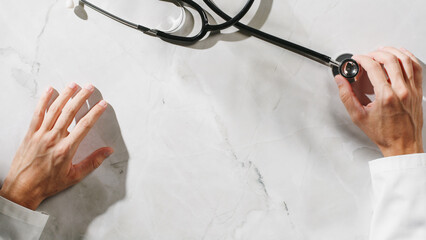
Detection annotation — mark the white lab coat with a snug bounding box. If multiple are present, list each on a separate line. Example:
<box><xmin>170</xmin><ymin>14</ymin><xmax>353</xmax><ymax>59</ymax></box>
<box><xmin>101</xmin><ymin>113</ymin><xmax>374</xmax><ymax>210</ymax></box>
<box><xmin>0</xmin><ymin>196</ymin><xmax>48</xmax><ymax>240</ymax></box>
<box><xmin>1</xmin><ymin>154</ymin><xmax>425</xmax><ymax>239</ymax></box>
<box><xmin>369</xmin><ymin>153</ymin><xmax>426</xmax><ymax>239</ymax></box>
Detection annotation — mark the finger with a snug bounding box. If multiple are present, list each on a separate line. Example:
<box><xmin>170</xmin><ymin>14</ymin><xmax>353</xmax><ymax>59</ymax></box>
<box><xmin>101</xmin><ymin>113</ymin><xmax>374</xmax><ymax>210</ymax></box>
<box><xmin>400</xmin><ymin>48</ymin><xmax>421</xmax><ymax>65</ymax></box>
<box><xmin>400</xmin><ymin>48</ymin><xmax>423</xmax><ymax>89</ymax></box>
<box><xmin>69</xmin><ymin>147</ymin><xmax>114</xmax><ymax>183</ymax></box>
<box><xmin>67</xmin><ymin>100</ymin><xmax>108</xmax><ymax>148</ymax></box>
<box><xmin>368</xmin><ymin>50</ymin><xmax>409</xmax><ymax>99</ymax></box>
<box><xmin>352</xmin><ymin>55</ymin><xmax>388</xmax><ymax>96</ymax></box>
<box><xmin>53</xmin><ymin>84</ymin><xmax>95</xmax><ymax>132</ymax></box>
<box><xmin>29</xmin><ymin>87</ymin><xmax>54</xmax><ymax>133</ymax></box>
<box><xmin>41</xmin><ymin>83</ymin><xmax>79</xmax><ymax>131</ymax></box>
<box><xmin>335</xmin><ymin>75</ymin><xmax>366</xmax><ymax>123</ymax></box>
<box><xmin>380</xmin><ymin>47</ymin><xmax>415</xmax><ymax>87</ymax></box>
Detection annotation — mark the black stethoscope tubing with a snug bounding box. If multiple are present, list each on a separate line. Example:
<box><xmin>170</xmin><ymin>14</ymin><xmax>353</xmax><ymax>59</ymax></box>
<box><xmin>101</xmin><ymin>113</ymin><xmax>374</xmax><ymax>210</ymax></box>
<box><xmin>78</xmin><ymin>0</ymin><xmax>359</xmax><ymax>80</ymax></box>
<box><xmin>80</xmin><ymin>0</ymin><xmax>255</xmax><ymax>42</ymax></box>
<box><xmin>203</xmin><ymin>0</ymin><xmax>333</xmax><ymax>67</ymax></box>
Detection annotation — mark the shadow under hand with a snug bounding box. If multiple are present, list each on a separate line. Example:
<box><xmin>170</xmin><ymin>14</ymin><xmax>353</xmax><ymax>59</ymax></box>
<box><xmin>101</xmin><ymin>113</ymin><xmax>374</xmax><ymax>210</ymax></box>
<box><xmin>352</xmin><ymin>69</ymin><xmax>375</xmax><ymax>106</ymax></box>
<box><xmin>39</xmin><ymin>88</ymin><xmax>129</xmax><ymax>239</ymax></box>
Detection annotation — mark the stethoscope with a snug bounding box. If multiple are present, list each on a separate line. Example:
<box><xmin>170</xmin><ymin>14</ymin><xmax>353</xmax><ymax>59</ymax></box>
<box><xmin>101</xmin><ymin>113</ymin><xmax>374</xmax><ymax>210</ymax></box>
<box><xmin>76</xmin><ymin>0</ymin><xmax>360</xmax><ymax>82</ymax></box>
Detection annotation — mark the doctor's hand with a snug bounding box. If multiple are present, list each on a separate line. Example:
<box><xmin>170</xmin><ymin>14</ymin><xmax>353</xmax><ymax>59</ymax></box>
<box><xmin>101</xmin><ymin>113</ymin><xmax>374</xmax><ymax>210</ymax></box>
<box><xmin>0</xmin><ymin>83</ymin><xmax>114</xmax><ymax>210</ymax></box>
<box><xmin>335</xmin><ymin>47</ymin><xmax>424</xmax><ymax>157</ymax></box>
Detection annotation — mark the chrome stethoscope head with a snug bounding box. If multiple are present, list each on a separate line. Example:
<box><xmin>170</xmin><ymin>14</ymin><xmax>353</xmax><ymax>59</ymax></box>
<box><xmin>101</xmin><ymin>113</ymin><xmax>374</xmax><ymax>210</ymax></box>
<box><xmin>330</xmin><ymin>54</ymin><xmax>360</xmax><ymax>82</ymax></box>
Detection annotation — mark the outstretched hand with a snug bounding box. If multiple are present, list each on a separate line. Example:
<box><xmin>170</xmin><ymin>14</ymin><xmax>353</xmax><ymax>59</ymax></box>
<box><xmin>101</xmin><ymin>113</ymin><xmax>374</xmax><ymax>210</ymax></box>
<box><xmin>335</xmin><ymin>47</ymin><xmax>423</xmax><ymax>157</ymax></box>
<box><xmin>0</xmin><ymin>83</ymin><xmax>113</xmax><ymax>210</ymax></box>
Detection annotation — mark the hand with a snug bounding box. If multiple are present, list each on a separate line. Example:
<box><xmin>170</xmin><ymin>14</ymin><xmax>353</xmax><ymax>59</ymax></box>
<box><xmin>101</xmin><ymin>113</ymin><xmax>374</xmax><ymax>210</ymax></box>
<box><xmin>335</xmin><ymin>47</ymin><xmax>424</xmax><ymax>157</ymax></box>
<box><xmin>0</xmin><ymin>83</ymin><xmax>114</xmax><ymax>210</ymax></box>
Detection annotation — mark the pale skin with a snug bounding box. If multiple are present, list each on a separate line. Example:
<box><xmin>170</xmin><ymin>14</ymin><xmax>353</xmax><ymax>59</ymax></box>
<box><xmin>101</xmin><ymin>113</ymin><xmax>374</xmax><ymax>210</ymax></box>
<box><xmin>335</xmin><ymin>47</ymin><xmax>423</xmax><ymax>157</ymax></box>
<box><xmin>0</xmin><ymin>83</ymin><xmax>113</xmax><ymax>210</ymax></box>
<box><xmin>0</xmin><ymin>47</ymin><xmax>423</xmax><ymax>211</ymax></box>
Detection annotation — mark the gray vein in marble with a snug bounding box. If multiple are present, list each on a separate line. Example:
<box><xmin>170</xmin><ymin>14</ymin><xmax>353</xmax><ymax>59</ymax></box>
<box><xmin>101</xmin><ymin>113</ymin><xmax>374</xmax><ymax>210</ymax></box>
<box><xmin>251</xmin><ymin>161</ymin><xmax>269</xmax><ymax>197</ymax></box>
<box><xmin>213</xmin><ymin>113</ymin><xmax>239</xmax><ymax>161</ymax></box>
<box><xmin>273</xmin><ymin>95</ymin><xmax>282</xmax><ymax>110</ymax></box>
<box><xmin>213</xmin><ymin>110</ymin><xmax>270</xmax><ymax>199</ymax></box>
<box><xmin>0</xmin><ymin>47</ymin><xmax>39</xmax><ymax>97</ymax></box>
<box><xmin>283</xmin><ymin>201</ymin><xmax>298</xmax><ymax>235</ymax></box>
<box><xmin>31</xmin><ymin>0</ymin><xmax>59</xmax><ymax>96</ymax></box>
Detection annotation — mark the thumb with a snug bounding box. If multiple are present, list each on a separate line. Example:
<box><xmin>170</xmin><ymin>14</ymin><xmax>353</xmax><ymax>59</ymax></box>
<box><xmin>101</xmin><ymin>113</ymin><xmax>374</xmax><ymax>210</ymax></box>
<box><xmin>72</xmin><ymin>147</ymin><xmax>114</xmax><ymax>182</ymax></box>
<box><xmin>335</xmin><ymin>75</ymin><xmax>365</xmax><ymax>121</ymax></box>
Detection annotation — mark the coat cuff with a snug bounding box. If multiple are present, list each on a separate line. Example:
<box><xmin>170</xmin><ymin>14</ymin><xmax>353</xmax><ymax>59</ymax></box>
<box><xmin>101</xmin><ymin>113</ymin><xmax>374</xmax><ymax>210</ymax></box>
<box><xmin>0</xmin><ymin>196</ymin><xmax>49</xmax><ymax>228</ymax></box>
<box><xmin>369</xmin><ymin>153</ymin><xmax>426</xmax><ymax>174</ymax></box>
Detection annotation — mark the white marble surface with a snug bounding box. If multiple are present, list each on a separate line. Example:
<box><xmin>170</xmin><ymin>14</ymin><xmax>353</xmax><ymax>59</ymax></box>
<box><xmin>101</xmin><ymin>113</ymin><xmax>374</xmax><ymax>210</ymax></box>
<box><xmin>0</xmin><ymin>0</ymin><xmax>425</xmax><ymax>239</ymax></box>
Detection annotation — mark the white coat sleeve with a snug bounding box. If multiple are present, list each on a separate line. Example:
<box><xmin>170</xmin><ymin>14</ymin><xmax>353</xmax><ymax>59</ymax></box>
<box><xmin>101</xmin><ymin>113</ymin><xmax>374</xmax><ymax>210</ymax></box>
<box><xmin>0</xmin><ymin>196</ymin><xmax>49</xmax><ymax>240</ymax></box>
<box><xmin>369</xmin><ymin>153</ymin><xmax>426</xmax><ymax>240</ymax></box>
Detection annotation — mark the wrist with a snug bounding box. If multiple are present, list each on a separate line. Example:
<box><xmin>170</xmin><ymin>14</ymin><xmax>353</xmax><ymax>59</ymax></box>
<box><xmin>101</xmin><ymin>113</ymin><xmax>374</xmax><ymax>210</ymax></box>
<box><xmin>0</xmin><ymin>184</ymin><xmax>43</xmax><ymax>210</ymax></box>
<box><xmin>380</xmin><ymin>143</ymin><xmax>424</xmax><ymax>157</ymax></box>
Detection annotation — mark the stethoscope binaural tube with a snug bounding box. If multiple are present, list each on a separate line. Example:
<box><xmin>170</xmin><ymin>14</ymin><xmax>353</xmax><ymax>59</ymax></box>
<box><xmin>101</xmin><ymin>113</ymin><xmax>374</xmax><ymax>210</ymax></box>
<box><xmin>79</xmin><ymin>0</ymin><xmax>255</xmax><ymax>43</ymax></box>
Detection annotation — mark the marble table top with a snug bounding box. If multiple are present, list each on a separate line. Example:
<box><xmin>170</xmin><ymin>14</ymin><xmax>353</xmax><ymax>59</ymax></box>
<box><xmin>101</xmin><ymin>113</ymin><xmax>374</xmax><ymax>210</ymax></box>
<box><xmin>1</xmin><ymin>0</ymin><xmax>425</xmax><ymax>239</ymax></box>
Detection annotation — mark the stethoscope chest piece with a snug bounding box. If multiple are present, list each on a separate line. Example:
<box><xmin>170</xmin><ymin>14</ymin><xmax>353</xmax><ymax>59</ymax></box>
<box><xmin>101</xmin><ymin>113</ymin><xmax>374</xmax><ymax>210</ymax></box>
<box><xmin>332</xmin><ymin>53</ymin><xmax>359</xmax><ymax>83</ymax></box>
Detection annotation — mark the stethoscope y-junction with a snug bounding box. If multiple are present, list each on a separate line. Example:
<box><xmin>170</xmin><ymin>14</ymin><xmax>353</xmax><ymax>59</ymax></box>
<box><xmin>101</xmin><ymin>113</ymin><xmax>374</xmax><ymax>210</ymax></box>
<box><xmin>76</xmin><ymin>0</ymin><xmax>360</xmax><ymax>82</ymax></box>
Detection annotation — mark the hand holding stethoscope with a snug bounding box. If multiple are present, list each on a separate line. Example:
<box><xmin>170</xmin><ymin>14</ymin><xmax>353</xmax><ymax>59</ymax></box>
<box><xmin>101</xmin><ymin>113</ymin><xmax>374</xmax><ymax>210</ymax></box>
<box><xmin>74</xmin><ymin>0</ymin><xmax>360</xmax><ymax>81</ymax></box>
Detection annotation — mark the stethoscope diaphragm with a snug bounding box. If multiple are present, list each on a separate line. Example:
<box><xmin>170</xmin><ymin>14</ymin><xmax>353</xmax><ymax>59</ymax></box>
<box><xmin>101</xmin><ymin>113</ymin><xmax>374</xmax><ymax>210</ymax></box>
<box><xmin>332</xmin><ymin>54</ymin><xmax>360</xmax><ymax>83</ymax></box>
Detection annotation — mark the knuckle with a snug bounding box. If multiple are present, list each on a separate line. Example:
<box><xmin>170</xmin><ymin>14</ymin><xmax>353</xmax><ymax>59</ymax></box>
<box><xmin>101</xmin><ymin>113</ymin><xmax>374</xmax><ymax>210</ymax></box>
<box><xmin>79</xmin><ymin>118</ymin><xmax>93</xmax><ymax>129</ymax></box>
<box><xmin>48</xmin><ymin>104</ymin><xmax>60</xmax><ymax>114</ymax></box>
<box><xmin>383</xmin><ymin>95</ymin><xmax>394</xmax><ymax>106</ymax></box>
<box><xmin>55</xmin><ymin>144</ymin><xmax>71</xmax><ymax>158</ymax></box>
<box><xmin>401</xmin><ymin>56</ymin><xmax>411</xmax><ymax>65</ymax></box>
<box><xmin>372</xmin><ymin>61</ymin><xmax>382</xmax><ymax>69</ymax></box>
<box><xmin>92</xmin><ymin>158</ymin><xmax>102</xmax><ymax>169</ymax></box>
<box><xmin>62</xmin><ymin>106</ymin><xmax>76</xmax><ymax>117</ymax></box>
<box><xmin>381</xmin><ymin>87</ymin><xmax>396</xmax><ymax>106</ymax></box>
<box><xmin>34</xmin><ymin>109</ymin><xmax>44</xmax><ymax>119</ymax></box>
<box><xmin>339</xmin><ymin>90</ymin><xmax>351</xmax><ymax>104</ymax></box>
<box><xmin>42</xmin><ymin>131</ymin><xmax>60</xmax><ymax>146</ymax></box>
<box><xmin>399</xmin><ymin>89</ymin><xmax>410</xmax><ymax>101</ymax></box>
<box><xmin>382</xmin><ymin>95</ymin><xmax>394</xmax><ymax>106</ymax></box>
<box><xmin>351</xmin><ymin>111</ymin><xmax>363</xmax><ymax>123</ymax></box>
<box><xmin>69</xmin><ymin>171</ymin><xmax>82</xmax><ymax>184</ymax></box>
<box><xmin>385</xmin><ymin>55</ymin><xmax>399</xmax><ymax>65</ymax></box>
<box><xmin>30</xmin><ymin>132</ymin><xmax>43</xmax><ymax>145</ymax></box>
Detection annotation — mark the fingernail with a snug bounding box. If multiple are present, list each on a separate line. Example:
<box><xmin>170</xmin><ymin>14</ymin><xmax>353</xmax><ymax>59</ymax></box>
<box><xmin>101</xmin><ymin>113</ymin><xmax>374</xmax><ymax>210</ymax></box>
<box><xmin>84</xmin><ymin>84</ymin><xmax>95</xmax><ymax>92</ymax></box>
<box><xmin>68</xmin><ymin>82</ymin><xmax>77</xmax><ymax>90</ymax></box>
<box><xmin>45</xmin><ymin>86</ymin><xmax>53</xmax><ymax>94</ymax></box>
<box><xmin>99</xmin><ymin>100</ymin><xmax>108</xmax><ymax>108</ymax></box>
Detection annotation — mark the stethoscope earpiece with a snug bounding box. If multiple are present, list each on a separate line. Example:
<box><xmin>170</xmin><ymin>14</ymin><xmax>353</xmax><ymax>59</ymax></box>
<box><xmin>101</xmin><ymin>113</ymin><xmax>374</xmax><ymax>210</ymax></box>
<box><xmin>74</xmin><ymin>2</ymin><xmax>88</xmax><ymax>20</ymax></box>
